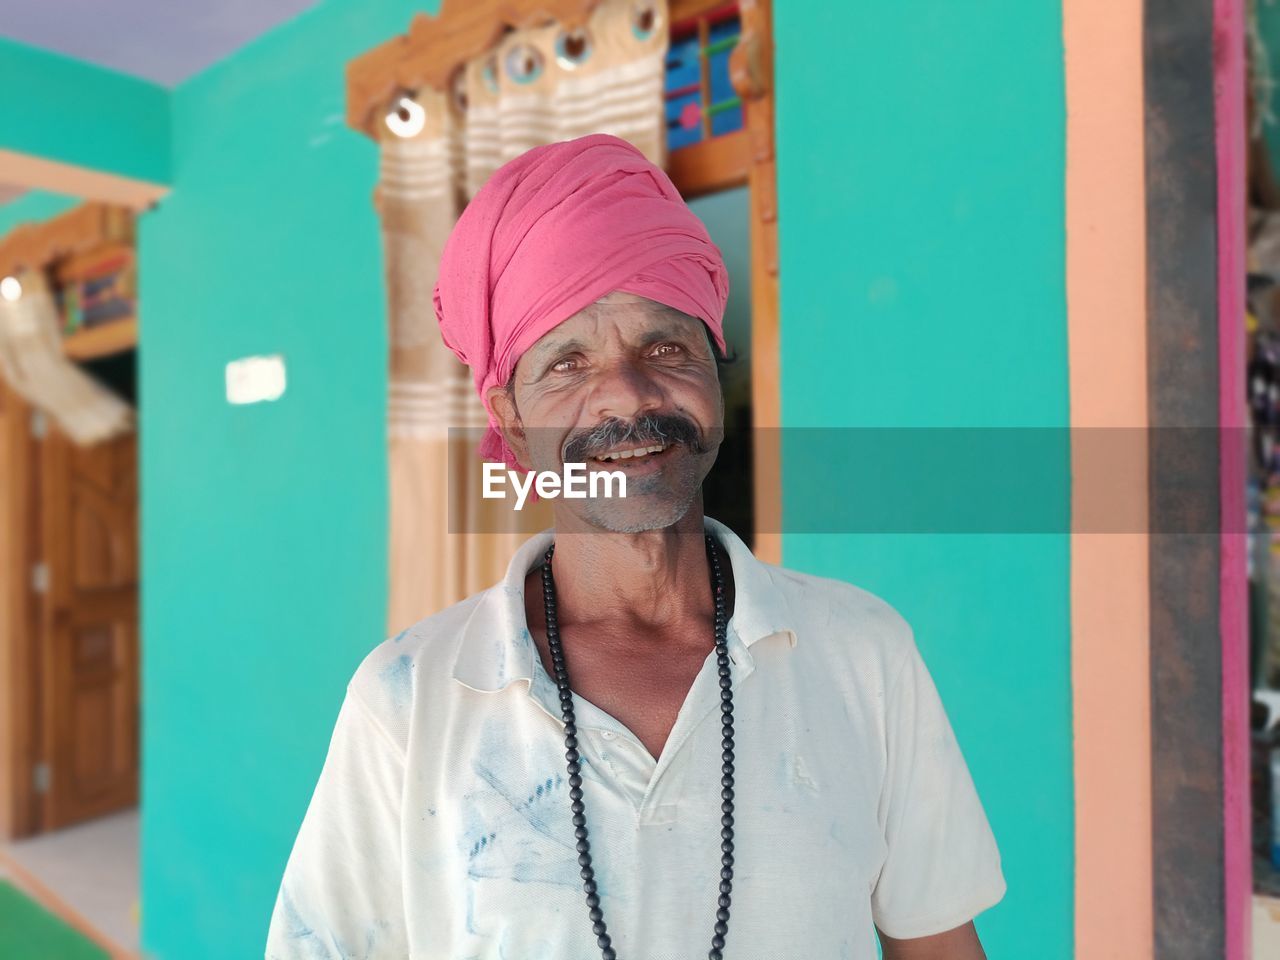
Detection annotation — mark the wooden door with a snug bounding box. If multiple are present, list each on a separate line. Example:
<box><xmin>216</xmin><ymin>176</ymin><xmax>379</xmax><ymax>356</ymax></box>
<box><xmin>37</xmin><ymin>417</ymin><xmax>139</xmax><ymax>829</ymax></box>
<box><xmin>0</xmin><ymin>385</ymin><xmax>44</xmax><ymax>839</ymax></box>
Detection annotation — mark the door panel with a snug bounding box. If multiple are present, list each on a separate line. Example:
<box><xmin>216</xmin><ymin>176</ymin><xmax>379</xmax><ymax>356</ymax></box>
<box><xmin>40</xmin><ymin>424</ymin><xmax>138</xmax><ymax>829</ymax></box>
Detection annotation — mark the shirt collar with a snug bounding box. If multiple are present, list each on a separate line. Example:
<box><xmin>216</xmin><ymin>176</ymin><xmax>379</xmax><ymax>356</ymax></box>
<box><xmin>451</xmin><ymin>516</ymin><xmax>799</xmax><ymax>693</ymax></box>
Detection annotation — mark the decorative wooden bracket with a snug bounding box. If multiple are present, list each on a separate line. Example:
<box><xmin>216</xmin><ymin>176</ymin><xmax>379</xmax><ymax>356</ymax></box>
<box><xmin>0</xmin><ymin>205</ymin><xmax>132</xmax><ymax>281</ymax></box>
<box><xmin>0</xmin><ymin>204</ymin><xmax>138</xmax><ymax>361</ymax></box>
<box><xmin>346</xmin><ymin>0</ymin><xmax>602</xmax><ymax>138</ymax></box>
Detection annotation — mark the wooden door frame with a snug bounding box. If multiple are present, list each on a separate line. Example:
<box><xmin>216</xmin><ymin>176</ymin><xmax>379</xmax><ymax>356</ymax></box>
<box><xmin>0</xmin><ymin>201</ymin><xmax>145</xmax><ymax>840</ymax></box>
<box><xmin>0</xmin><ymin>385</ymin><xmax>45</xmax><ymax>840</ymax></box>
<box><xmin>730</xmin><ymin>0</ymin><xmax>781</xmax><ymax>564</ymax></box>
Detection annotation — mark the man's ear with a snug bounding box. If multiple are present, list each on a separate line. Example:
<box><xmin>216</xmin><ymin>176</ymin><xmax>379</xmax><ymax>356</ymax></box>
<box><xmin>485</xmin><ymin>385</ymin><xmax>534</xmax><ymax>471</ymax></box>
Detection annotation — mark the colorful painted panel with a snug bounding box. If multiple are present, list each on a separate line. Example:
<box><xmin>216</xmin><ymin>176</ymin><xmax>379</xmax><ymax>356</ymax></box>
<box><xmin>665</xmin><ymin>3</ymin><xmax>744</xmax><ymax>150</ymax></box>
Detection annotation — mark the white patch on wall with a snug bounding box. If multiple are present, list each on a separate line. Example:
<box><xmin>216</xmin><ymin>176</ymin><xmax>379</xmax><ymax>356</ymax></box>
<box><xmin>225</xmin><ymin>354</ymin><xmax>286</xmax><ymax>405</ymax></box>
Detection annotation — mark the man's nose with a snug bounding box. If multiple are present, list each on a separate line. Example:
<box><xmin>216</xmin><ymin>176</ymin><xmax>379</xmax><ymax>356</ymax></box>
<box><xmin>588</xmin><ymin>359</ymin><xmax>665</xmax><ymax>421</ymax></box>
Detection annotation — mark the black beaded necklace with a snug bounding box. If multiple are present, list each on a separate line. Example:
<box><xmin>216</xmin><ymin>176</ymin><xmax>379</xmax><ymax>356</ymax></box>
<box><xmin>539</xmin><ymin>533</ymin><xmax>735</xmax><ymax>960</ymax></box>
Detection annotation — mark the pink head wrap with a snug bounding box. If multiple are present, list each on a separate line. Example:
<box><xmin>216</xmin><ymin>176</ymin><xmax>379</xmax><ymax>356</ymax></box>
<box><xmin>432</xmin><ymin>133</ymin><xmax>729</xmax><ymax>468</ymax></box>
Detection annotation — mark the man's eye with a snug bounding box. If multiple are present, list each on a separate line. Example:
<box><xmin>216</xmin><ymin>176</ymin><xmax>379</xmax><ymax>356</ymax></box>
<box><xmin>652</xmin><ymin>343</ymin><xmax>683</xmax><ymax>358</ymax></box>
<box><xmin>551</xmin><ymin>357</ymin><xmax>580</xmax><ymax>373</ymax></box>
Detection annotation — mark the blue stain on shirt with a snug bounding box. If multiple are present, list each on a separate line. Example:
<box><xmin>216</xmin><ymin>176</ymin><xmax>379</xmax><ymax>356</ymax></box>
<box><xmin>278</xmin><ymin>887</ymin><xmax>392</xmax><ymax>959</ymax></box>
<box><xmin>461</xmin><ymin>758</ymin><xmax>582</xmax><ymax>891</ymax></box>
<box><xmin>379</xmin><ymin>654</ymin><xmax>413</xmax><ymax>710</ymax></box>
<box><xmin>277</xmin><ymin>887</ymin><xmax>331</xmax><ymax>959</ymax></box>
<box><xmin>468</xmin><ymin>829</ymin><xmax>498</xmax><ymax>859</ymax></box>
<box><xmin>472</xmin><ymin>760</ymin><xmax>567</xmax><ymax>844</ymax></box>
<box><xmin>464</xmin><ymin>881</ymin><xmax>479</xmax><ymax>934</ymax></box>
<box><xmin>490</xmin><ymin>633</ymin><xmax>510</xmax><ymax>687</ymax></box>
<box><xmin>499</xmin><ymin>931</ymin><xmax>553</xmax><ymax>960</ymax></box>
<box><xmin>358</xmin><ymin>922</ymin><xmax>391</xmax><ymax>959</ymax></box>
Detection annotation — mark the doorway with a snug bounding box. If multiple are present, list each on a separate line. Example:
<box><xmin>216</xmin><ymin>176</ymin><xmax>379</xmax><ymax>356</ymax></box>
<box><xmin>0</xmin><ymin>197</ymin><xmax>143</xmax><ymax>957</ymax></box>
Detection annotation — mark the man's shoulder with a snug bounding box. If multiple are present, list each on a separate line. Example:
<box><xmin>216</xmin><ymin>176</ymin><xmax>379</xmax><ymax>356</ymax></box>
<box><xmin>762</xmin><ymin>560</ymin><xmax>916</xmax><ymax>668</ymax></box>
<box><xmin>343</xmin><ymin>587</ymin><xmax>497</xmax><ymax>748</ymax></box>
<box><xmin>387</xmin><ymin>589</ymin><xmax>492</xmax><ymax>656</ymax></box>
<box><xmin>768</xmin><ymin>562</ymin><xmax>910</xmax><ymax>627</ymax></box>
<box><xmin>357</xmin><ymin>586</ymin><xmax>494</xmax><ymax>678</ymax></box>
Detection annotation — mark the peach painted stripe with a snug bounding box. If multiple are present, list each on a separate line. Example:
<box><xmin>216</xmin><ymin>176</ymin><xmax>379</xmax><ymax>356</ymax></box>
<box><xmin>1063</xmin><ymin>0</ymin><xmax>1153</xmax><ymax>957</ymax></box>
<box><xmin>1214</xmin><ymin>0</ymin><xmax>1250</xmax><ymax>957</ymax></box>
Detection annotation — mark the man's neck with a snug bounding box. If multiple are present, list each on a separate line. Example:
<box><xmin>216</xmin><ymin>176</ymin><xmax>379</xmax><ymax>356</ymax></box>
<box><xmin>542</xmin><ymin>509</ymin><xmax>718</xmax><ymax>633</ymax></box>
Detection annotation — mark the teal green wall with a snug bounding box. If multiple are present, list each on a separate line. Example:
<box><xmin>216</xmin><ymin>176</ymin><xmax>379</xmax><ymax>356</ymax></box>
<box><xmin>773</xmin><ymin>2</ymin><xmax>1072</xmax><ymax>956</ymax></box>
<box><xmin>124</xmin><ymin>1</ymin><xmax>1070</xmax><ymax>956</ymax></box>
<box><xmin>0</xmin><ymin>38</ymin><xmax>170</xmax><ymax>184</ymax></box>
<box><xmin>1259</xmin><ymin>4</ymin><xmax>1280</xmax><ymax>180</ymax></box>
<box><xmin>1261</xmin><ymin>3</ymin><xmax>1280</xmax><ymax>171</ymax></box>
<box><xmin>137</xmin><ymin>2</ymin><xmax>428</xmax><ymax>957</ymax></box>
<box><xmin>0</xmin><ymin>190</ymin><xmax>81</xmax><ymax>238</ymax></box>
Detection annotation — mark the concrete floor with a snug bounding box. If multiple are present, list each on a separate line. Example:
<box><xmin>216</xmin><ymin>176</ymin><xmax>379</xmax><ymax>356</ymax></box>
<box><xmin>3</xmin><ymin>808</ymin><xmax>139</xmax><ymax>955</ymax></box>
<box><xmin>1258</xmin><ymin>894</ymin><xmax>1280</xmax><ymax>957</ymax></box>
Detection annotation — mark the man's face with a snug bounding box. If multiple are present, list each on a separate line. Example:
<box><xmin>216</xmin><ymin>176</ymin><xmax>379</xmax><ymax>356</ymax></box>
<box><xmin>489</xmin><ymin>293</ymin><xmax>724</xmax><ymax>533</ymax></box>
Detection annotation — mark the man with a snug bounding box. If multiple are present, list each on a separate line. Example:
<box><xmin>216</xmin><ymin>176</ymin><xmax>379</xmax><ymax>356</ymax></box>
<box><xmin>266</xmin><ymin>134</ymin><xmax>1005</xmax><ymax>960</ymax></box>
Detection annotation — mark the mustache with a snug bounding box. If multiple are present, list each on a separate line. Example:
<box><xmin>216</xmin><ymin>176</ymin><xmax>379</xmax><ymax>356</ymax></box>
<box><xmin>561</xmin><ymin>413</ymin><xmax>707</xmax><ymax>462</ymax></box>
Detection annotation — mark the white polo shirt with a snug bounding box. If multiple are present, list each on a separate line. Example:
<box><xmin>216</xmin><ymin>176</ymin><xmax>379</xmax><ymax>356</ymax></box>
<box><xmin>266</xmin><ymin>517</ymin><xmax>1005</xmax><ymax>959</ymax></box>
